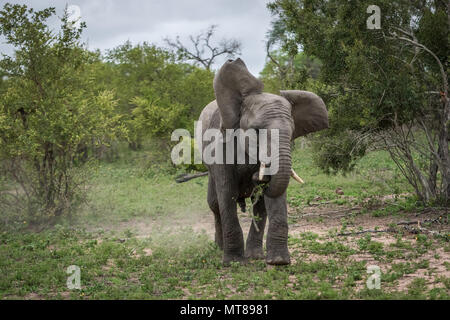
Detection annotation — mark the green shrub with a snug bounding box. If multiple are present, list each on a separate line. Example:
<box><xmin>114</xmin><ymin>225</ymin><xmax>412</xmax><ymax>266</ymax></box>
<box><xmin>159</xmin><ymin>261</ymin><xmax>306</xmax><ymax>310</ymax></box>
<box><xmin>0</xmin><ymin>4</ymin><xmax>125</xmax><ymax>223</ymax></box>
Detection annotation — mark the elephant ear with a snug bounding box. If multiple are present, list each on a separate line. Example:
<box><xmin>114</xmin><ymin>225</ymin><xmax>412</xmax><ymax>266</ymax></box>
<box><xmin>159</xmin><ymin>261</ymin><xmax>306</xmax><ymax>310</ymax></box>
<box><xmin>280</xmin><ymin>90</ymin><xmax>329</xmax><ymax>139</ymax></box>
<box><xmin>213</xmin><ymin>58</ymin><xmax>263</xmax><ymax>129</ymax></box>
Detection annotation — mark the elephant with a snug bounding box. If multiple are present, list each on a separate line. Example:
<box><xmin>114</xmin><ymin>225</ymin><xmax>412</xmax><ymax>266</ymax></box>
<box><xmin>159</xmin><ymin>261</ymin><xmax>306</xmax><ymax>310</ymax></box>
<box><xmin>196</xmin><ymin>58</ymin><xmax>328</xmax><ymax>265</ymax></box>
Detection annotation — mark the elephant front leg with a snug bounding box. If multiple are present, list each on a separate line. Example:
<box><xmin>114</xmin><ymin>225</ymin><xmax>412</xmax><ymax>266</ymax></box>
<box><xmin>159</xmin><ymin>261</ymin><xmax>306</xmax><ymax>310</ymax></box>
<box><xmin>214</xmin><ymin>170</ymin><xmax>246</xmax><ymax>265</ymax></box>
<box><xmin>245</xmin><ymin>196</ymin><xmax>267</xmax><ymax>260</ymax></box>
<box><xmin>219</xmin><ymin>199</ymin><xmax>246</xmax><ymax>265</ymax></box>
<box><xmin>264</xmin><ymin>192</ymin><xmax>290</xmax><ymax>265</ymax></box>
<box><xmin>207</xmin><ymin>177</ymin><xmax>223</xmax><ymax>249</ymax></box>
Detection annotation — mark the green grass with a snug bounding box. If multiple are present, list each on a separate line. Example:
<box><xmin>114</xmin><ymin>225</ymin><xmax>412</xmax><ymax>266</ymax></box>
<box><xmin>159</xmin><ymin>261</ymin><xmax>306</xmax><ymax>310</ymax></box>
<box><xmin>78</xmin><ymin>163</ymin><xmax>208</xmax><ymax>226</ymax></box>
<box><xmin>1</xmin><ymin>227</ymin><xmax>447</xmax><ymax>299</ymax></box>
<box><xmin>72</xmin><ymin>144</ymin><xmax>413</xmax><ymax>229</ymax></box>
<box><xmin>0</xmin><ymin>144</ymin><xmax>447</xmax><ymax>300</ymax></box>
<box><xmin>289</xmin><ymin>146</ymin><xmax>413</xmax><ymax>207</ymax></box>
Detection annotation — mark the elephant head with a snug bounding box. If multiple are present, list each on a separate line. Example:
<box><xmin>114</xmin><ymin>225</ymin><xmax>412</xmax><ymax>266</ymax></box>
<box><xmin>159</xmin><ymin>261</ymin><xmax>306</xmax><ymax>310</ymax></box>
<box><xmin>213</xmin><ymin>58</ymin><xmax>328</xmax><ymax>198</ymax></box>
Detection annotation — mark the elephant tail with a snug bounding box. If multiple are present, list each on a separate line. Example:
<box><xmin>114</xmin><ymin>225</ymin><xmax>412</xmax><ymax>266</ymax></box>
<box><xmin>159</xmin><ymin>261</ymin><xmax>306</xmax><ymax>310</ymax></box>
<box><xmin>175</xmin><ymin>172</ymin><xmax>208</xmax><ymax>183</ymax></box>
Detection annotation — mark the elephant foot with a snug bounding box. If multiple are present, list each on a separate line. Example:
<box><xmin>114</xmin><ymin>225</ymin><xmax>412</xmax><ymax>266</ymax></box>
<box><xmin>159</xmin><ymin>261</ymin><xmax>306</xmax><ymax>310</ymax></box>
<box><xmin>266</xmin><ymin>249</ymin><xmax>290</xmax><ymax>265</ymax></box>
<box><xmin>215</xmin><ymin>236</ymin><xmax>224</xmax><ymax>250</ymax></box>
<box><xmin>223</xmin><ymin>254</ymin><xmax>247</xmax><ymax>266</ymax></box>
<box><xmin>245</xmin><ymin>246</ymin><xmax>265</xmax><ymax>260</ymax></box>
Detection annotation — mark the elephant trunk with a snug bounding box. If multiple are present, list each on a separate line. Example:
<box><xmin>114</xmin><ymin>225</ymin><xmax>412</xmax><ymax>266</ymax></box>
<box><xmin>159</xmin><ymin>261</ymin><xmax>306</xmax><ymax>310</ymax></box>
<box><xmin>264</xmin><ymin>130</ymin><xmax>292</xmax><ymax>198</ymax></box>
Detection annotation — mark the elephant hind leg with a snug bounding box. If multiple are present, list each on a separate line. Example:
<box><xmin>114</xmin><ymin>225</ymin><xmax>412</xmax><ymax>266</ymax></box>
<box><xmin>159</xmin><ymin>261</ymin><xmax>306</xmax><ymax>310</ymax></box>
<box><xmin>207</xmin><ymin>177</ymin><xmax>223</xmax><ymax>250</ymax></box>
<box><xmin>245</xmin><ymin>195</ymin><xmax>267</xmax><ymax>260</ymax></box>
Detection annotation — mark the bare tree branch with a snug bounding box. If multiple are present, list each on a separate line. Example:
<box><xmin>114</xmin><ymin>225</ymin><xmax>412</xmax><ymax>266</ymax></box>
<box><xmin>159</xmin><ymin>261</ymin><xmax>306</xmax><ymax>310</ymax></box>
<box><xmin>383</xmin><ymin>25</ymin><xmax>450</xmax><ymax>202</ymax></box>
<box><xmin>164</xmin><ymin>25</ymin><xmax>241</xmax><ymax>70</ymax></box>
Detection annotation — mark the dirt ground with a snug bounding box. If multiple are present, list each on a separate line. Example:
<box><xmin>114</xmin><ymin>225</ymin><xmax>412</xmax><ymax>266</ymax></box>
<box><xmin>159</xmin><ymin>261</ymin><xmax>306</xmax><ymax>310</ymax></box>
<box><xmin>94</xmin><ymin>201</ymin><xmax>449</xmax><ymax>294</ymax></box>
<box><xmin>287</xmin><ymin>204</ymin><xmax>449</xmax><ymax>291</ymax></box>
<box><xmin>107</xmin><ymin>202</ymin><xmax>448</xmax><ymax>243</ymax></box>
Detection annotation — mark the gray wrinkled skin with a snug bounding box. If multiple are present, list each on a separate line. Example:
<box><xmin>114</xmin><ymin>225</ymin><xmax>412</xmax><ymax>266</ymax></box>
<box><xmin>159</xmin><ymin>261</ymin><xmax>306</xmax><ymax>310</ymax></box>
<box><xmin>198</xmin><ymin>58</ymin><xmax>328</xmax><ymax>265</ymax></box>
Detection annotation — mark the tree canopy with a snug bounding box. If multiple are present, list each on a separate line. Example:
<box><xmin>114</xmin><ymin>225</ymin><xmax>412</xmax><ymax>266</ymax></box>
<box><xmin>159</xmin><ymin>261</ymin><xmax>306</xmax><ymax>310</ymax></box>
<box><xmin>267</xmin><ymin>0</ymin><xmax>449</xmax><ymax>203</ymax></box>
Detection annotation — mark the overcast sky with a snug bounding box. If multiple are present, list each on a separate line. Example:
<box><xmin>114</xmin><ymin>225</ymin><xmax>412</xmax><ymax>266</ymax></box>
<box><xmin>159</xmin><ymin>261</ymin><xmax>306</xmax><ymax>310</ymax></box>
<box><xmin>0</xmin><ymin>0</ymin><xmax>275</xmax><ymax>75</ymax></box>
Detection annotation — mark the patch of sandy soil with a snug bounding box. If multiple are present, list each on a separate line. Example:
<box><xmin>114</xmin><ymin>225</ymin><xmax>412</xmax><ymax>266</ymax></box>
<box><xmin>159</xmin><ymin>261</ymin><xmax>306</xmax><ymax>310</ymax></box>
<box><xmin>288</xmin><ymin>203</ymin><xmax>449</xmax><ymax>292</ymax></box>
<box><xmin>93</xmin><ymin>207</ymin><xmax>258</xmax><ymax>240</ymax></box>
<box><xmin>93</xmin><ymin>200</ymin><xmax>448</xmax><ymax>295</ymax></box>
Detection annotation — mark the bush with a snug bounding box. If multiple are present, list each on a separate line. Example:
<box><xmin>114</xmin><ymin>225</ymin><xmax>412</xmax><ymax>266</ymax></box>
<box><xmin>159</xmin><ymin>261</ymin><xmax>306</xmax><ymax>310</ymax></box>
<box><xmin>312</xmin><ymin>131</ymin><xmax>368</xmax><ymax>175</ymax></box>
<box><xmin>0</xmin><ymin>4</ymin><xmax>125</xmax><ymax>223</ymax></box>
<box><xmin>105</xmin><ymin>42</ymin><xmax>215</xmax><ymax>150</ymax></box>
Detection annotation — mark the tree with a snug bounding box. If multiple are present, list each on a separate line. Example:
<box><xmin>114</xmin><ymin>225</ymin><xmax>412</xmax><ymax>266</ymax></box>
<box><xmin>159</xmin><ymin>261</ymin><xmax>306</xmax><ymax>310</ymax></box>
<box><xmin>105</xmin><ymin>41</ymin><xmax>176</xmax><ymax>149</ymax></box>
<box><xmin>268</xmin><ymin>0</ymin><xmax>449</xmax><ymax>204</ymax></box>
<box><xmin>262</xmin><ymin>19</ymin><xmax>321</xmax><ymax>91</ymax></box>
<box><xmin>164</xmin><ymin>25</ymin><xmax>241</xmax><ymax>70</ymax></box>
<box><xmin>0</xmin><ymin>4</ymin><xmax>124</xmax><ymax>222</ymax></box>
<box><xmin>260</xmin><ymin>49</ymin><xmax>322</xmax><ymax>93</ymax></box>
<box><xmin>105</xmin><ymin>41</ymin><xmax>215</xmax><ymax>151</ymax></box>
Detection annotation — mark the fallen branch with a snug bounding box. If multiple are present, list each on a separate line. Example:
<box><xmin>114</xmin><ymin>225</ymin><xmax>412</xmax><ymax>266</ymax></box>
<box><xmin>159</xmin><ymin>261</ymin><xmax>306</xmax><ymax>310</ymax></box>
<box><xmin>338</xmin><ymin>229</ymin><xmax>389</xmax><ymax>236</ymax></box>
<box><xmin>307</xmin><ymin>200</ymin><xmax>341</xmax><ymax>206</ymax></box>
<box><xmin>396</xmin><ymin>217</ymin><xmax>440</xmax><ymax>226</ymax></box>
<box><xmin>337</xmin><ymin>216</ymin><xmax>446</xmax><ymax>237</ymax></box>
<box><xmin>415</xmin><ymin>207</ymin><xmax>447</xmax><ymax>216</ymax></box>
<box><xmin>299</xmin><ymin>206</ymin><xmax>362</xmax><ymax>218</ymax></box>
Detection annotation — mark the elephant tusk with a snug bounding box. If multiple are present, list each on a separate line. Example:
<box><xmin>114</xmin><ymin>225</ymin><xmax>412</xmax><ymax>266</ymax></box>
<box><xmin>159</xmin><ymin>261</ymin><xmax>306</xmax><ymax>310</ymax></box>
<box><xmin>258</xmin><ymin>162</ymin><xmax>266</xmax><ymax>181</ymax></box>
<box><xmin>291</xmin><ymin>169</ymin><xmax>305</xmax><ymax>184</ymax></box>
